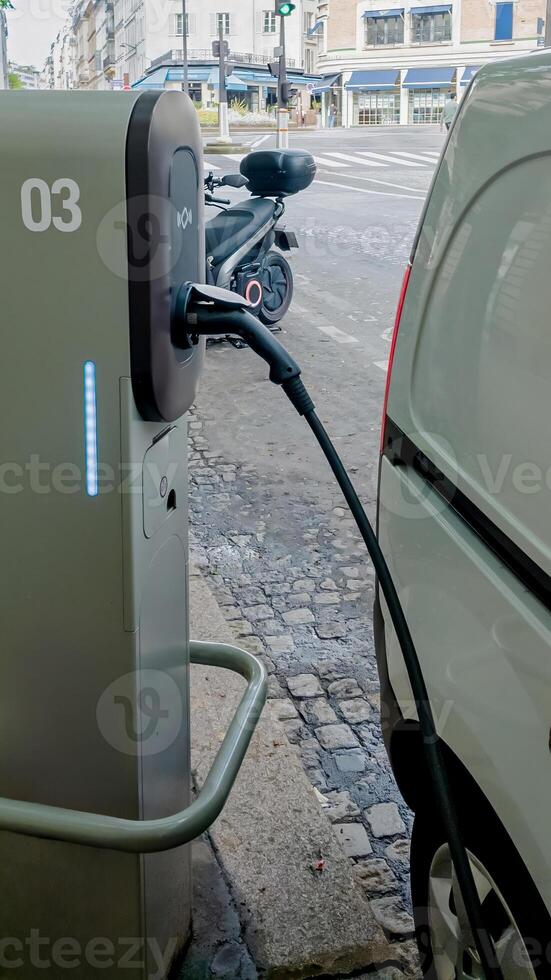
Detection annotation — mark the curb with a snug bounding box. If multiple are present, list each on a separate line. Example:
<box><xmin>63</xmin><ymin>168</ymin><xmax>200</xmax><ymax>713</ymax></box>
<box><xmin>190</xmin><ymin>567</ymin><xmax>392</xmax><ymax>978</ymax></box>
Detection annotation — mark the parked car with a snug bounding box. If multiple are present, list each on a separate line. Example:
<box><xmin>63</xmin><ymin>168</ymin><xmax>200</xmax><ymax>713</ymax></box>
<box><xmin>376</xmin><ymin>49</ymin><xmax>551</xmax><ymax>978</ymax></box>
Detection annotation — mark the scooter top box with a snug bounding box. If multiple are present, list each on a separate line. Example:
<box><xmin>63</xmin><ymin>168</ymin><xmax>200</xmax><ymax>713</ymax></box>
<box><xmin>241</xmin><ymin>149</ymin><xmax>316</xmax><ymax>198</ymax></box>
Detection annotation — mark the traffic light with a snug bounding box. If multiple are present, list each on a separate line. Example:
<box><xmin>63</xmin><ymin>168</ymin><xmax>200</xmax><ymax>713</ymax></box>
<box><xmin>276</xmin><ymin>0</ymin><xmax>296</xmax><ymax>14</ymax></box>
<box><xmin>280</xmin><ymin>82</ymin><xmax>297</xmax><ymax>105</ymax></box>
<box><xmin>212</xmin><ymin>39</ymin><xmax>230</xmax><ymax>57</ymax></box>
<box><xmin>268</xmin><ymin>61</ymin><xmax>280</xmax><ymax>79</ymax></box>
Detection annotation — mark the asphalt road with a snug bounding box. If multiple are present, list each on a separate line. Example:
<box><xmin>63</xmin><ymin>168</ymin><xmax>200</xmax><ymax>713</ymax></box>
<box><xmin>200</xmin><ymin>126</ymin><xmax>442</xmax><ymax>505</ymax></box>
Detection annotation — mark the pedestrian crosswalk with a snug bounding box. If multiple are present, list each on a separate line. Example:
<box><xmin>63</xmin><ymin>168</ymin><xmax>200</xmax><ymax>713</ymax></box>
<box><xmin>392</xmin><ymin>150</ymin><xmax>440</xmax><ymax>165</ymax></box>
<box><xmin>310</xmin><ymin>149</ymin><xmax>440</xmax><ymax>169</ymax></box>
<box><xmin>205</xmin><ymin>149</ymin><xmax>441</xmax><ymax>173</ymax></box>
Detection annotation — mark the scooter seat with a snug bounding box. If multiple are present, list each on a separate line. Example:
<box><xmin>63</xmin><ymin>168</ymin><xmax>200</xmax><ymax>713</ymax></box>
<box><xmin>205</xmin><ymin>198</ymin><xmax>276</xmax><ymax>267</ymax></box>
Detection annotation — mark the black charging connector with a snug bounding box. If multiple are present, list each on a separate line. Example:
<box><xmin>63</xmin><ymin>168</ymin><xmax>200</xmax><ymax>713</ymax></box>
<box><xmin>176</xmin><ymin>282</ymin><xmax>504</xmax><ymax>980</ymax></box>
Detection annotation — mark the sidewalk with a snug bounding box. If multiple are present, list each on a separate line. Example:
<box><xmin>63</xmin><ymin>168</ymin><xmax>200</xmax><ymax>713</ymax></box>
<box><xmin>181</xmin><ymin>568</ymin><xmax>417</xmax><ymax>979</ymax></box>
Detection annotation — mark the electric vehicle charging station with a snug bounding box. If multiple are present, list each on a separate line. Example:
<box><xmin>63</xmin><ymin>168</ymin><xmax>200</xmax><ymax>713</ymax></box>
<box><xmin>0</xmin><ymin>90</ymin><xmax>267</xmax><ymax>979</ymax></box>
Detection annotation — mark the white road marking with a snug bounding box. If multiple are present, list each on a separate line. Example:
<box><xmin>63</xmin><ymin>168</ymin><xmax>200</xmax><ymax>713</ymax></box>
<box><xmin>293</xmin><ymin>302</ymin><xmax>359</xmax><ymax>344</ymax></box>
<box><xmin>325</xmin><ymin>171</ymin><xmax>425</xmax><ymax>194</ymax></box>
<box><xmin>313</xmin><ymin>155</ymin><xmax>350</xmax><ymax>168</ymax></box>
<box><xmin>220</xmin><ymin>153</ymin><xmax>246</xmax><ymax>163</ymax></box>
<box><xmin>358</xmin><ymin>151</ymin><xmax>424</xmax><ymax>167</ymax></box>
<box><xmin>381</xmin><ymin>326</ymin><xmax>394</xmax><ymax>342</ymax></box>
<box><xmin>315</xmin><ymin>322</ymin><xmax>360</xmax><ymax>344</ymax></box>
<box><xmin>251</xmin><ymin>134</ymin><xmax>271</xmax><ymax>148</ymax></box>
<box><xmin>203</xmin><ymin>161</ymin><xmax>221</xmax><ymax>171</ymax></box>
<box><xmin>315</xmin><ymin>178</ymin><xmax>424</xmax><ymax>201</ymax></box>
<box><xmin>374</xmin><ymin>359</ymin><xmax>389</xmax><ymax>372</ymax></box>
<box><xmin>393</xmin><ymin>151</ymin><xmax>441</xmax><ymax>165</ymax></box>
<box><xmin>325</xmin><ymin>151</ymin><xmax>384</xmax><ymax>167</ymax></box>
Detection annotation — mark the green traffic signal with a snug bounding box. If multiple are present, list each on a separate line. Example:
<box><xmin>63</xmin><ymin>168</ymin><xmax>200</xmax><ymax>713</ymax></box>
<box><xmin>277</xmin><ymin>1</ymin><xmax>295</xmax><ymax>14</ymax></box>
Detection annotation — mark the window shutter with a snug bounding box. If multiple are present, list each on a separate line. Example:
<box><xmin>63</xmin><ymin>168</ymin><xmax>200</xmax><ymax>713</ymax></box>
<box><xmin>210</xmin><ymin>12</ymin><xmax>216</xmax><ymax>34</ymax></box>
<box><xmin>188</xmin><ymin>12</ymin><xmax>196</xmax><ymax>33</ymax></box>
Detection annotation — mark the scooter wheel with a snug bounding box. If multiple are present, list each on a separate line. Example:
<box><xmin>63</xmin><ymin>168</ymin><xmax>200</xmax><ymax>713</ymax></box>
<box><xmin>258</xmin><ymin>253</ymin><xmax>294</xmax><ymax>326</ymax></box>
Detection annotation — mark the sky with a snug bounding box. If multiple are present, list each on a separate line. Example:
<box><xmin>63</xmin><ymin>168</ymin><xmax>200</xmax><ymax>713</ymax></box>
<box><xmin>6</xmin><ymin>2</ymin><xmax>71</xmax><ymax>68</ymax></box>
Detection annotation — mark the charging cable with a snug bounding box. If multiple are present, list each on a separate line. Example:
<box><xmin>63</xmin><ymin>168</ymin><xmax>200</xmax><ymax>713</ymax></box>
<box><xmin>177</xmin><ymin>284</ymin><xmax>504</xmax><ymax>980</ymax></box>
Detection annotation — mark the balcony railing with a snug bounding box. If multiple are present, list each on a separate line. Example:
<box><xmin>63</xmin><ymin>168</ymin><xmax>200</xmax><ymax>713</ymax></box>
<box><xmin>103</xmin><ymin>38</ymin><xmax>116</xmax><ymax>71</ymax></box>
<box><xmin>150</xmin><ymin>48</ymin><xmax>296</xmax><ymax>69</ymax></box>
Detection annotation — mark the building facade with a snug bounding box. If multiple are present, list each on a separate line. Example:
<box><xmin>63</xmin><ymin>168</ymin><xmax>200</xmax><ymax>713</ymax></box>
<box><xmin>9</xmin><ymin>62</ymin><xmax>42</xmax><ymax>88</ymax></box>
<box><xmin>46</xmin><ymin>21</ymin><xmax>77</xmax><ymax>89</ymax></box>
<box><xmin>316</xmin><ymin>0</ymin><xmax>546</xmax><ymax>125</ymax></box>
<box><xmin>133</xmin><ymin>48</ymin><xmax>321</xmax><ymax>115</ymax></box>
<box><xmin>0</xmin><ymin>12</ymin><xmax>8</xmax><ymax>90</ymax></box>
<box><xmin>72</xmin><ymin>0</ymin><xmax>116</xmax><ymax>90</ymax></box>
<box><xmin>48</xmin><ymin>0</ymin><xmax>318</xmax><ymax>92</ymax></box>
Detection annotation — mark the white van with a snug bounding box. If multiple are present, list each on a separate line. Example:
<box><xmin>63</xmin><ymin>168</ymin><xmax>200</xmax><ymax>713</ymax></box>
<box><xmin>375</xmin><ymin>50</ymin><xmax>551</xmax><ymax>978</ymax></box>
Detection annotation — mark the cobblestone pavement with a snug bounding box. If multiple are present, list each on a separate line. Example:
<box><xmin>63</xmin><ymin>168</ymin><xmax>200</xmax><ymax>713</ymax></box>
<box><xmin>187</xmin><ymin>403</ymin><xmax>421</xmax><ymax>978</ymax></box>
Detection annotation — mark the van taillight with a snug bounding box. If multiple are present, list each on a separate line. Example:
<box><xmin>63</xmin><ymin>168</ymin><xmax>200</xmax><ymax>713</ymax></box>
<box><xmin>380</xmin><ymin>262</ymin><xmax>412</xmax><ymax>453</ymax></box>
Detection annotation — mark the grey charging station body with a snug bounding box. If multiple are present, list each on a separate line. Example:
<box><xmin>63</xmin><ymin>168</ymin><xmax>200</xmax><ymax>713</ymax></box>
<box><xmin>0</xmin><ymin>91</ymin><xmax>205</xmax><ymax>977</ymax></box>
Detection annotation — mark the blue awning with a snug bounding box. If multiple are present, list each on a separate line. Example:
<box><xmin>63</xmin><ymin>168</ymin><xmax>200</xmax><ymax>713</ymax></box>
<box><xmin>288</xmin><ymin>72</ymin><xmax>321</xmax><ymax>85</ymax></box>
<box><xmin>363</xmin><ymin>7</ymin><xmax>404</xmax><ymax>18</ymax></box>
<box><xmin>307</xmin><ymin>18</ymin><xmax>324</xmax><ymax>34</ymax></box>
<box><xmin>234</xmin><ymin>68</ymin><xmax>278</xmax><ymax>84</ymax></box>
<box><xmin>403</xmin><ymin>66</ymin><xmax>455</xmax><ymax>88</ymax></box>
<box><xmin>133</xmin><ymin>66</ymin><xmax>213</xmax><ymax>88</ymax></box>
<box><xmin>132</xmin><ymin>66</ymin><xmax>168</xmax><ymax>89</ymax></box>
<box><xmin>410</xmin><ymin>3</ymin><xmax>452</xmax><ymax>13</ymax></box>
<box><xmin>346</xmin><ymin>69</ymin><xmax>399</xmax><ymax>90</ymax></box>
<box><xmin>312</xmin><ymin>72</ymin><xmax>340</xmax><ymax>94</ymax></box>
<box><xmin>167</xmin><ymin>67</ymin><xmax>211</xmax><ymax>82</ymax></box>
<box><xmin>460</xmin><ymin>65</ymin><xmax>479</xmax><ymax>85</ymax></box>
<box><xmin>208</xmin><ymin>67</ymin><xmax>248</xmax><ymax>91</ymax></box>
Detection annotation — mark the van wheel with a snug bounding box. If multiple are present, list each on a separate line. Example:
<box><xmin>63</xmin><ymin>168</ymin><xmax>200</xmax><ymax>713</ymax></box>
<box><xmin>411</xmin><ymin>801</ymin><xmax>551</xmax><ymax>980</ymax></box>
<box><xmin>259</xmin><ymin>253</ymin><xmax>293</xmax><ymax>325</ymax></box>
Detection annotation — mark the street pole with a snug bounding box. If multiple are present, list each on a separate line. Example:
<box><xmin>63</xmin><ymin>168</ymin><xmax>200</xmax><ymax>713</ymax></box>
<box><xmin>546</xmin><ymin>0</ymin><xmax>551</xmax><ymax>46</ymax></box>
<box><xmin>277</xmin><ymin>14</ymin><xmax>289</xmax><ymax>149</ymax></box>
<box><xmin>218</xmin><ymin>19</ymin><xmax>230</xmax><ymax>143</ymax></box>
<box><xmin>181</xmin><ymin>0</ymin><xmax>189</xmax><ymax>95</ymax></box>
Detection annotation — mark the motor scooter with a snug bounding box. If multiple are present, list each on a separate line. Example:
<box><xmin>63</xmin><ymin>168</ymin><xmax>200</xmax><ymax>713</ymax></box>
<box><xmin>204</xmin><ymin>149</ymin><xmax>316</xmax><ymax>327</ymax></box>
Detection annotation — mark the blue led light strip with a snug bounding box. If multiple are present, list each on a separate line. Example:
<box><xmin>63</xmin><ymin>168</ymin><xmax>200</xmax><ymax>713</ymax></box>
<box><xmin>84</xmin><ymin>361</ymin><xmax>99</xmax><ymax>497</ymax></box>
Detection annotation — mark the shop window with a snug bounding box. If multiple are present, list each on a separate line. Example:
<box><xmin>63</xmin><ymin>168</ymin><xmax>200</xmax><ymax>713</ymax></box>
<box><xmin>365</xmin><ymin>15</ymin><xmax>404</xmax><ymax>45</ymax></box>
<box><xmin>411</xmin><ymin>10</ymin><xmax>452</xmax><ymax>43</ymax></box>
<box><xmin>356</xmin><ymin>90</ymin><xmax>400</xmax><ymax>125</ymax></box>
<box><xmin>408</xmin><ymin>87</ymin><xmax>449</xmax><ymax>123</ymax></box>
